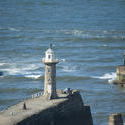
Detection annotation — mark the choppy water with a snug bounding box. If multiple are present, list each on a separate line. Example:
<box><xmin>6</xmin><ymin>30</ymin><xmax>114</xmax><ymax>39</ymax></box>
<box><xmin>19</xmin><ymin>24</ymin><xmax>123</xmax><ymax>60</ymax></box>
<box><xmin>0</xmin><ymin>0</ymin><xmax>125</xmax><ymax>125</ymax></box>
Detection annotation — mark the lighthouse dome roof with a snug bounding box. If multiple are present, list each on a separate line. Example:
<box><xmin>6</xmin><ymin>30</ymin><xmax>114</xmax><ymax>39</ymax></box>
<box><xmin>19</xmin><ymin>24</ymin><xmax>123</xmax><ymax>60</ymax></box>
<box><xmin>46</xmin><ymin>48</ymin><xmax>54</xmax><ymax>54</ymax></box>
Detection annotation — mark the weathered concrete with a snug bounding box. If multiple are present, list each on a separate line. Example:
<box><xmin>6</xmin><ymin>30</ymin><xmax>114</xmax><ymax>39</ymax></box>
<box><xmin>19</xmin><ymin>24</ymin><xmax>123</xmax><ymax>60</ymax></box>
<box><xmin>116</xmin><ymin>66</ymin><xmax>125</xmax><ymax>81</ymax></box>
<box><xmin>109</xmin><ymin>113</ymin><xmax>123</xmax><ymax>125</ymax></box>
<box><xmin>43</xmin><ymin>62</ymin><xmax>58</xmax><ymax>99</ymax></box>
<box><xmin>113</xmin><ymin>53</ymin><xmax>125</xmax><ymax>86</ymax></box>
<box><xmin>113</xmin><ymin>65</ymin><xmax>125</xmax><ymax>87</ymax></box>
<box><xmin>0</xmin><ymin>90</ymin><xmax>93</xmax><ymax>125</ymax></box>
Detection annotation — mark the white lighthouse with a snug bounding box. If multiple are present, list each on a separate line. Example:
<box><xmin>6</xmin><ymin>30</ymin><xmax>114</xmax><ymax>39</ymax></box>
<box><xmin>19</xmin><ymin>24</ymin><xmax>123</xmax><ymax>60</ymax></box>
<box><xmin>42</xmin><ymin>44</ymin><xmax>59</xmax><ymax>100</ymax></box>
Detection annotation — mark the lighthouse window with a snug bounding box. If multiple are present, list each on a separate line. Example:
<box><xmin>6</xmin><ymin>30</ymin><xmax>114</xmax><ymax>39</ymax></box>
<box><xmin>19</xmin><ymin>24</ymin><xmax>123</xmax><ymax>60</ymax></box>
<box><xmin>48</xmin><ymin>55</ymin><xmax>51</xmax><ymax>59</ymax></box>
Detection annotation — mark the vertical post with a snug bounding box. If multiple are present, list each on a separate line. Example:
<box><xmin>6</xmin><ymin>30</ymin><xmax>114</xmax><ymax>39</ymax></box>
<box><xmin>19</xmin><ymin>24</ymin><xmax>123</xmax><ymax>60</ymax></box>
<box><xmin>22</xmin><ymin>102</ymin><xmax>27</xmax><ymax>110</ymax></box>
<box><xmin>50</xmin><ymin>43</ymin><xmax>53</xmax><ymax>49</ymax></box>
<box><xmin>123</xmin><ymin>52</ymin><xmax>125</xmax><ymax>66</ymax></box>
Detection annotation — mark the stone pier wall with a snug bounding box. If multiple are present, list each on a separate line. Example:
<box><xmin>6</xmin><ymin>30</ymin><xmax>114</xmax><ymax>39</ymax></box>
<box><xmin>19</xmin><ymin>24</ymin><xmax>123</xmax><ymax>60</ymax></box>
<box><xmin>116</xmin><ymin>66</ymin><xmax>125</xmax><ymax>81</ymax></box>
<box><xmin>0</xmin><ymin>90</ymin><xmax>93</xmax><ymax>125</ymax></box>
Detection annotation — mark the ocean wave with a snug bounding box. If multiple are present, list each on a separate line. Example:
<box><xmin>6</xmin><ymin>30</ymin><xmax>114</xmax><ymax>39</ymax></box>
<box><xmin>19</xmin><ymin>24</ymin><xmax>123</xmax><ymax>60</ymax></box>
<box><xmin>92</xmin><ymin>72</ymin><xmax>116</xmax><ymax>83</ymax></box>
<box><xmin>0</xmin><ymin>73</ymin><xmax>42</xmax><ymax>80</ymax></box>
<box><xmin>8</xmin><ymin>27</ymin><xmax>20</xmax><ymax>31</ymax></box>
<box><xmin>1</xmin><ymin>63</ymin><xmax>41</xmax><ymax>74</ymax></box>
<box><xmin>0</xmin><ymin>99</ymin><xmax>18</xmax><ymax>105</ymax></box>
<box><xmin>23</xmin><ymin>88</ymin><xmax>42</xmax><ymax>94</ymax></box>
<box><xmin>60</xmin><ymin>29</ymin><xmax>125</xmax><ymax>40</ymax></box>
<box><xmin>0</xmin><ymin>27</ymin><xmax>20</xmax><ymax>31</ymax></box>
<box><xmin>62</xmin><ymin>66</ymin><xmax>77</xmax><ymax>72</ymax></box>
<box><xmin>102</xmin><ymin>44</ymin><xmax>108</xmax><ymax>47</ymax></box>
<box><xmin>2</xmin><ymin>28</ymin><xmax>125</xmax><ymax>40</ymax></box>
<box><xmin>0</xmin><ymin>63</ymin><xmax>6</xmax><ymax>66</ymax></box>
<box><xmin>60</xmin><ymin>59</ymin><xmax>66</xmax><ymax>62</ymax></box>
<box><xmin>0</xmin><ymin>27</ymin><xmax>8</xmax><ymax>30</ymax></box>
<box><xmin>0</xmin><ymin>63</ymin><xmax>42</xmax><ymax>80</ymax></box>
<box><xmin>0</xmin><ymin>88</ymin><xmax>19</xmax><ymax>93</ymax></box>
<box><xmin>25</xmin><ymin>74</ymin><xmax>42</xmax><ymax>79</ymax></box>
<box><xmin>21</xmin><ymin>64</ymin><xmax>42</xmax><ymax>71</ymax></box>
<box><xmin>57</xmin><ymin>75</ymin><xmax>91</xmax><ymax>81</ymax></box>
<box><xmin>0</xmin><ymin>76</ymin><xmax>4</xmax><ymax>78</ymax></box>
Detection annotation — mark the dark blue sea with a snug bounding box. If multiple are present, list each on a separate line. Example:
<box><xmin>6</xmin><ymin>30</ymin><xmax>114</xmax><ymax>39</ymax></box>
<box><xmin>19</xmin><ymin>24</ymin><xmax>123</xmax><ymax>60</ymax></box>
<box><xmin>0</xmin><ymin>0</ymin><xmax>125</xmax><ymax>124</ymax></box>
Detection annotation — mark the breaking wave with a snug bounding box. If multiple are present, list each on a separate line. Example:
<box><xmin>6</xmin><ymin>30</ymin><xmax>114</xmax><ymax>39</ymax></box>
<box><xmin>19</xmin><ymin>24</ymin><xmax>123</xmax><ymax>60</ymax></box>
<box><xmin>62</xmin><ymin>66</ymin><xmax>77</xmax><ymax>72</ymax></box>
<box><xmin>0</xmin><ymin>63</ymin><xmax>42</xmax><ymax>80</ymax></box>
<box><xmin>8</xmin><ymin>27</ymin><xmax>20</xmax><ymax>31</ymax></box>
<box><xmin>0</xmin><ymin>63</ymin><xmax>6</xmax><ymax>66</ymax></box>
<box><xmin>61</xmin><ymin>29</ymin><xmax>125</xmax><ymax>40</ymax></box>
<box><xmin>24</xmin><ymin>74</ymin><xmax>42</xmax><ymax>79</ymax></box>
<box><xmin>1</xmin><ymin>28</ymin><xmax>125</xmax><ymax>40</ymax></box>
<box><xmin>92</xmin><ymin>72</ymin><xmax>116</xmax><ymax>83</ymax></box>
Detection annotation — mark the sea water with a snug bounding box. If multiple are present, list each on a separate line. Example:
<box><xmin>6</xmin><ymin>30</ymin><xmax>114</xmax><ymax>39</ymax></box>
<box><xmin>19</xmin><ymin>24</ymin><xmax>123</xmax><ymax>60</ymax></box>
<box><xmin>0</xmin><ymin>0</ymin><xmax>125</xmax><ymax>124</ymax></box>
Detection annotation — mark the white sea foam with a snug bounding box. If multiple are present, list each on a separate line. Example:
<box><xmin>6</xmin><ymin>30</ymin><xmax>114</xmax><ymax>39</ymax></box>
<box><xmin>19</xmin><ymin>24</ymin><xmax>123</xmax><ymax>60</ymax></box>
<box><xmin>93</xmin><ymin>72</ymin><xmax>116</xmax><ymax>83</ymax></box>
<box><xmin>102</xmin><ymin>44</ymin><xmax>108</xmax><ymax>47</ymax></box>
<box><xmin>73</xmin><ymin>30</ymin><xmax>83</xmax><ymax>36</ymax></box>
<box><xmin>1</xmin><ymin>68</ymin><xmax>20</xmax><ymax>75</ymax></box>
<box><xmin>0</xmin><ymin>63</ymin><xmax>42</xmax><ymax>79</ymax></box>
<box><xmin>53</xmin><ymin>29</ymin><xmax>125</xmax><ymax>40</ymax></box>
<box><xmin>25</xmin><ymin>74</ymin><xmax>41</xmax><ymax>79</ymax></box>
<box><xmin>103</xmin><ymin>30</ymin><xmax>108</xmax><ymax>34</ymax></box>
<box><xmin>62</xmin><ymin>66</ymin><xmax>76</xmax><ymax>72</ymax></box>
<box><xmin>69</xmin><ymin>29</ymin><xmax>125</xmax><ymax>39</ymax></box>
<box><xmin>21</xmin><ymin>64</ymin><xmax>41</xmax><ymax>71</ymax></box>
<box><xmin>60</xmin><ymin>59</ymin><xmax>66</xmax><ymax>62</ymax></box>
<box><xmin>72</xmin><ymin>30</ymin><xmax>92</xmax><ymax>38</ymax></box>
<box><xmin>2</xmin><ymin>64</ymin><xmax>41</xmax><ymax>74</ymax></box>
<box><xmin>0</xmin><ymin>63</ymin><xmax>6</xmax><ymax>66</ymax></box>
<box><xmin>2</xmin><ymin>67</ymin><xmax>42</xmax><ymax>79</ymax></box>
<box><xmin>8</xmin><ymin>27</ymin><xmax>20</xmax><ymax>31</ymax></box>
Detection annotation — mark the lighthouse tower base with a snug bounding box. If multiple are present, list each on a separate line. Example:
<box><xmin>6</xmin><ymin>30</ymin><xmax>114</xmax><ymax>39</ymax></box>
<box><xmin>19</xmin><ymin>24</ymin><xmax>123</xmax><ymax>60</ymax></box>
<box><xmin>43</xmin><ymin>92</ymin><xmax>57</xmax><ymax>100</ymax></box>
<box><xmin>43</xmin><ymin>62</ymin><xmax>58</xmax><ymax>100</ymax></box>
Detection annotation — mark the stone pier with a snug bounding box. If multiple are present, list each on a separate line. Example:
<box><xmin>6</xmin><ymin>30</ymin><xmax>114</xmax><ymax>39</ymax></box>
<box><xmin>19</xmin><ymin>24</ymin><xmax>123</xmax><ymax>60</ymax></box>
<box><xmin>0</xmin><ymin>90</ymin><xmax>93</xmax><ymax>125</ymax></box>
